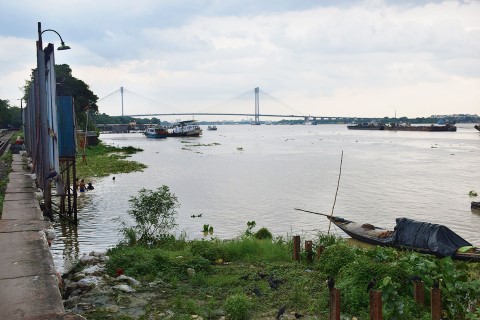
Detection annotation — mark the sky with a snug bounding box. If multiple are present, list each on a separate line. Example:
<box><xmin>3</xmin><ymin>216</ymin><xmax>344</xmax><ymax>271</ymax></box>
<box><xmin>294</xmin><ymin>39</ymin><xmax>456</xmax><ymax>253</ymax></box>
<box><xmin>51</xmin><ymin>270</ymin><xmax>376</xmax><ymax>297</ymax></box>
<box><xmin>0</xmin><ymin>0</ymin><xmax>479</xmax><ymax>119</ymax></box>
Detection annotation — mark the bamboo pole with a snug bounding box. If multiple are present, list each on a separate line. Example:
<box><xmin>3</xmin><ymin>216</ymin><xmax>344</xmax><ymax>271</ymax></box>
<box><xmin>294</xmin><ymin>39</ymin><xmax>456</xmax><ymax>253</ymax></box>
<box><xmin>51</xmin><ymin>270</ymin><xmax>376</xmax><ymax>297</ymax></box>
<box><xmin>328</xmin><ymin>151</ymin><xmax>343</xmax><ymax>234</ymax></box>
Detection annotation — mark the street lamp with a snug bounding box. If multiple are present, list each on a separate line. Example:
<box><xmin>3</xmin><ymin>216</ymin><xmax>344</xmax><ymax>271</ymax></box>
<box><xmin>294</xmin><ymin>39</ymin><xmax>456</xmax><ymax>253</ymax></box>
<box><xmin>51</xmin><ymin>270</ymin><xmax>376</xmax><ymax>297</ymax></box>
<box><xmin>38</xmin><ymin>22</ymin><xmax>71</xmax><ymax>51</ymax></box>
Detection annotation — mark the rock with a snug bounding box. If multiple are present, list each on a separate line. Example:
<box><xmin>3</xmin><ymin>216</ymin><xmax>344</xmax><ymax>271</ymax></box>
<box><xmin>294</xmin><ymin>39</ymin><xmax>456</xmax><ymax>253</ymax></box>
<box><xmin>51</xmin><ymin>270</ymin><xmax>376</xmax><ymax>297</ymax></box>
<box><xmin>72</xmin><ymin>273</ymin><xmax>86</xmax><ymax>281</ymax></box>
<box><xmin>83</xmin><ymin>265</ymin><xmax>104</xmax><ymax>276</ymax></box>
<box><xmin>79</xmin><ymin>254</ymin><xmax>98</xmax><ymax>265</ymax></box>
<box><xmin>191</xmin><ymin>315</ymin><xmax>203</xmax><ymax>320</ymax></box>
<box><xmin>187</xmin><ymin>268</ymin><xmax>196</xmax><ymax>277</ymax></box>
<box><xmin>113</xmin><ymin>284</ymin><xmax>135</xmax><ymax>292</ymax></box>
<box><xmin>105</xmin><ymin>305</ymin><xmax>119</xmax><ymax>313</ymax></box>
<box><xmin>89</xmin><ymin>251</ymin><xmax>106</xmax><ymax>257</ymax></box>
<box><xmin>76</xmin><ymin>276</ymin><xmax>99</xmax><ymax>289</ymax></box>
<box><xmin>116</xmin><ymin>275</ymin><xmax>140</xmax><ymax>286</ymax></box>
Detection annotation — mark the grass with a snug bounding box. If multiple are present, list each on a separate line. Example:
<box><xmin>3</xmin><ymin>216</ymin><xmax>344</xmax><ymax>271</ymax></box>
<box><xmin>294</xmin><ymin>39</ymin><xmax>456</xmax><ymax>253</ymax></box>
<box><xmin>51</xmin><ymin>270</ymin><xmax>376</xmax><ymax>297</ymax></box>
<box><xmin>76</xmin><ymin>142</ymin><xmax>147</xmax><ymax>180</ymax></box>
<box><xmin>0</xmin><ymin>150</ymin><xmax>12</xmax><ymax>218</ymax></box>
<box><xmin>83</xmin><ymin>233</ymin><xmax>480</xmax><ymax>320</ymax></box>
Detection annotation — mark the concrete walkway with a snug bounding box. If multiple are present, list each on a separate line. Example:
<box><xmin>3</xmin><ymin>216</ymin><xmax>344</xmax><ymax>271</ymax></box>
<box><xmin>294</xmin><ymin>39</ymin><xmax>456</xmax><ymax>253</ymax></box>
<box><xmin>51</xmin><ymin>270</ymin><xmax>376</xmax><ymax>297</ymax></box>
<box><xmin>0</xmin><ymin>154</ymin><xmax>84</xmax><ymax>319</ymax></box>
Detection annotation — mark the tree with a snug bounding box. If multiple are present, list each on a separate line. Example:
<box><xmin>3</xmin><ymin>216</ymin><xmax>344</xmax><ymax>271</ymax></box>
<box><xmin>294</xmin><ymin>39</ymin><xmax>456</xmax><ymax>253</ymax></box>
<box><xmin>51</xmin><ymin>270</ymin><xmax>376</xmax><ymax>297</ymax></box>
<box><xmin>119</xmin><ymin>186</ymin><xmax>179</xmax><ymax>246</ymax></box>
<box><xmin>23</xmin><ymin>64</ymin><xmax>99</xmax><ymax>130</ymax></box>
<box><xmin>0</xmin><ymin>100</ymin><xmax>21</xmax><ymax>128</ymax></box>
<box><xmin>55</xmin><ymin>64</ymin><xmax>99</xmax><ymax>130</ymax></box>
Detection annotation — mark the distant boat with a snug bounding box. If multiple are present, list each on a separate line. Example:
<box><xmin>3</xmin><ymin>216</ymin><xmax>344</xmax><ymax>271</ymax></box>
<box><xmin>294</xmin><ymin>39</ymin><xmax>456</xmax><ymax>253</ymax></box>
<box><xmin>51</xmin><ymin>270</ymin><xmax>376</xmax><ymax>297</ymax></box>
<box><xmin>472</xmin><ymin>202</ymin><xmax>480</xmax><ymax>211</ymax></box>
<box><xmin>144</xmin><ymin>125</ymin><xmax>168</xmax><ymax>139</ymax></box>
<box><xmin>207</xmin><ymin>125</ymin><xmax>218</xmax><ymax>131</ymax></box>
<box><xmin>385</xmin><ymin>123</ymin><xmax>457</xmax><ymax>132</ymax></box>
<box><xmin>167</xmin><ymin>120</ymin><xmax>202</xmax><ymax>137</ymax></box>
<box><xmin>475</xmin><ymin>125</ymin><xmax>480</xmax><ymax>132</ymax></box>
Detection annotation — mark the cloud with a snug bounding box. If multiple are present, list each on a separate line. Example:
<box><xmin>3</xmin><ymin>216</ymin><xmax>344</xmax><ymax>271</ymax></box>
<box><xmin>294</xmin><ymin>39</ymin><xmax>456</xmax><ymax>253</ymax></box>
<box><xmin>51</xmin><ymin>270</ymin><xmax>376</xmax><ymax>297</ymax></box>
<box><xmin>0</xmin><ymin>0</ymin><xmax>479</xmax><ymax>117</ymax></box>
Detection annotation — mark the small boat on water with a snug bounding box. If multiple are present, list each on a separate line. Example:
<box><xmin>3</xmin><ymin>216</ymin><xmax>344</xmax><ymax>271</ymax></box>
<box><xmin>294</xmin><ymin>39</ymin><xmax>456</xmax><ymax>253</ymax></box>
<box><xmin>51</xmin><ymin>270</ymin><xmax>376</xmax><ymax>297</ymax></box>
<box><xmin>167</xmin><ymin>120</ymin><xmax>202</xmax><ymax>137</ymax></box>
<box><xmin>207</xmin><ymin>125</ymin><xmax>217</xmax><ymax>131</ymax></box>
<box><xmin>347</xmin><ymin>122</ymin><xmax>385</xmax><ymax>130</ymax></box>
<box><xmin>144</xmin><ymin>125</ymin><xmax>168</xmax><ymax>139</ymax></box>
<box><xmin>475</xmin><ymin>125</ymin><xmax>480</xmax><ymax>132</ymax></box>
<box><xmin>472</xmin><ymin>202</ymin><xmax>480</xmax><ymax>211</ymax></box>
<box><xmin>295</xmin><ymin>209</ymin><xmax>480</xmax><ymax>262</ymax></box>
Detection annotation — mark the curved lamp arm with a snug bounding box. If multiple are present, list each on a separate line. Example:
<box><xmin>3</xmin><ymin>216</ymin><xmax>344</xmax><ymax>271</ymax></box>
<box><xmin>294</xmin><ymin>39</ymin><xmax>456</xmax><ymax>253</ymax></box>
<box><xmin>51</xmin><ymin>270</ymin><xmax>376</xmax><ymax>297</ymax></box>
<box><xmin>41</xmin><ymin>28</ymin><xmax>71</xmax><ymax>50</ymax></box>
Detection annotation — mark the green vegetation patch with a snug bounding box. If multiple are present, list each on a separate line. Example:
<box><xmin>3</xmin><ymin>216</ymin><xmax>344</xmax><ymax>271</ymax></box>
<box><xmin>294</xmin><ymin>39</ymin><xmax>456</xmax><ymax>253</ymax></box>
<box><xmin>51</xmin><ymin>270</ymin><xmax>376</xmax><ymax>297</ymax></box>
<box><xmin>76</xmin><ymin>142</ymin><xmax>146</xmax><ymax>180</ymax></box>
<box><xmin>0</xmin><ymin>150</ymin><xmax>12</xmax><ymax>218</ymax></box>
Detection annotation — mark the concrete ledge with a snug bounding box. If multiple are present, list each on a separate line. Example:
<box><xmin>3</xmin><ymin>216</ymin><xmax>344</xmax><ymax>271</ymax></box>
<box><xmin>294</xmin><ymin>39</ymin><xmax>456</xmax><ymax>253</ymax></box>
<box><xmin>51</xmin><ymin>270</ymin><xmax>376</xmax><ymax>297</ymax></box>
<box><xmin>4</xmin><ymin>192</ymin><xmax>36</xmax><ymax>201</ymax></box>
<box><xmin>0</xmin><ymin>275</ymin><xmax>64</xmax><ymax>319</ymax></box>
<box><xmin>0</xmin><ymin>153</ymin><xmax>76</xmax><ymax>319</ymax></box>
<box><xmin>0</xmin><ymin>230</ymin><xmax>56</xmax><ymax>279</ymax></box>
<box><xmin>1</xmin><ymin>206</ymin><xmax>43</xmax><ymax>220</ymax></box>
<box><xmin>0</xmin><ymin>219</ymin><xmax>49</xmax><ymax>233</ymax></box>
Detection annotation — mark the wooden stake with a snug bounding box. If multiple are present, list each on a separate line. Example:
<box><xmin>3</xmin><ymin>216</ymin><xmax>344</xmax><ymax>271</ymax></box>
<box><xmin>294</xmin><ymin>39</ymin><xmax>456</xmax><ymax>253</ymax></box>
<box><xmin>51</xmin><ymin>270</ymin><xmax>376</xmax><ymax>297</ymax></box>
<box><xmin>328</xmin><ymin>151</ymin><xmax>343</xmax><ymax>234</ymax></box>
<box><xmin>316</xmin><ymin>245</ymin><xmax>325</xmax><ymax>260</ymax></box>
<box><xmin>431</xmin><ymin>287</ymin><xmax>441</xmax><ymax>320</ymax></box>
<box><xmin>413</xmin><ymin>281</ymin><xmax>425</xmax><ymax>305</ymax></box>
<box><xmin>293</xmin><ymin>235</ymin><xmax>301</xmax><ymax>261</ymax></box>
<box><xmin>329</xmin><ymin>288</ymin><xmax>340</xmax><ymax>320</ymax></box>
<box><xmin>369</xmin><ymin>290</ymin><xmax>383</xmax><ymax>320</ymax></box>
<box><xmin>305</xmin><ymin>240</ymin><xmax>313</xmax><ymax>262</ymax></box>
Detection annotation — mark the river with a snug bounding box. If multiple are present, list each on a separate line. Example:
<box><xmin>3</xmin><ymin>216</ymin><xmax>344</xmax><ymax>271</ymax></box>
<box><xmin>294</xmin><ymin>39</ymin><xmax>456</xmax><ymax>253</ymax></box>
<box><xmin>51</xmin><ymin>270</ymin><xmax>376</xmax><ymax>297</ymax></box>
<box><xmin>51</xmin><ymin>124</ymin><xmax>480</xmax><ymax>272</ymax></box>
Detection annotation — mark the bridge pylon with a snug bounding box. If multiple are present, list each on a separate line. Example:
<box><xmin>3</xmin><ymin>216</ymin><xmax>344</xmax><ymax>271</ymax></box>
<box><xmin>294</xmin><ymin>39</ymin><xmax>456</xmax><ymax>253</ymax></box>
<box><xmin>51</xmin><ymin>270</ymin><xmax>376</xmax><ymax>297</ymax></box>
<box><xmin>254</xmin><ymin>87</ymin><xmax>260</xmax><ymax>125</ymax></box>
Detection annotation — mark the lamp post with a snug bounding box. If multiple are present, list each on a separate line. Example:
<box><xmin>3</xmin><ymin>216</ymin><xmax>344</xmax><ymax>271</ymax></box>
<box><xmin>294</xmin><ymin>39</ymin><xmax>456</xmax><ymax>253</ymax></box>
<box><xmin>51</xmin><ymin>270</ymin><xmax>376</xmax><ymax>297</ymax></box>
<box><xmin>36</xmin><ymin>22</ymin><xmax>70</xmax><ymax>212</ymax></box>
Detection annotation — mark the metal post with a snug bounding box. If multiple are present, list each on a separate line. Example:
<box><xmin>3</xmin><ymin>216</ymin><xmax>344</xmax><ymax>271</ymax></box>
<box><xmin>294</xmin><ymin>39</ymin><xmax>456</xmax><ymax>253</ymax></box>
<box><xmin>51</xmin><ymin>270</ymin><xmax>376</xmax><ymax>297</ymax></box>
<box><xmin>37</xmin><ymin>22</ymin><xmax>52</xmax><ymax>210</ymax></box>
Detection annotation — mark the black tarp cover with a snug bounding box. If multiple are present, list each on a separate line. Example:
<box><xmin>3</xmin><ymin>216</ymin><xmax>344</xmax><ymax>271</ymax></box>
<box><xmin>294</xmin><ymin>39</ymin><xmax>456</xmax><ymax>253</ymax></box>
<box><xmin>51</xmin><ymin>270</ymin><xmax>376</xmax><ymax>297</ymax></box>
<box><xmin>390</xmin><ymin>218</ymin><xmax>472</xmax><ymax>257</ymax></box>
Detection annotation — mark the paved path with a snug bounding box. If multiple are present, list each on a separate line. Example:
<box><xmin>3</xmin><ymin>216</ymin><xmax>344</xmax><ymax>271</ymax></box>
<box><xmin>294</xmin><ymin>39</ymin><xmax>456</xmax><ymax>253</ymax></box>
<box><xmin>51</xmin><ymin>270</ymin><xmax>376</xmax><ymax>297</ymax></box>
<box><xmin>0</xmin><ymin>154</ymin><xmax>84</xmax><ymax>319</ymax></box>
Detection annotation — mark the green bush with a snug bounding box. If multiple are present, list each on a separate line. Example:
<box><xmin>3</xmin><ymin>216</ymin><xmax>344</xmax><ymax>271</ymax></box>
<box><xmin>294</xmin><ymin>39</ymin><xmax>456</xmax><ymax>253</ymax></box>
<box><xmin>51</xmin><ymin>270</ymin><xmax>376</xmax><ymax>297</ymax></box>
<box><xmin>318</xmin><ymin>243</ymin><xmax>358</xmax><ymax>276</ymax></box>
<box><xmin>224</xmin><ymin>293</ymin><xmax>253</xmax><ymax>320</ymax></box>
<box><xmin>254</xmin><ymin>227</ymin><xmax>272</xmax><ymax>239</ymax></box>
<box><xmin>190</xmin><ymin>239</ymin><xmax>228</xmax><ymax>262</ymax></box>
<box><xmin>119</xmin><ymin>186</ymin><xmax>179</xmax><ymax>245</ymax></box>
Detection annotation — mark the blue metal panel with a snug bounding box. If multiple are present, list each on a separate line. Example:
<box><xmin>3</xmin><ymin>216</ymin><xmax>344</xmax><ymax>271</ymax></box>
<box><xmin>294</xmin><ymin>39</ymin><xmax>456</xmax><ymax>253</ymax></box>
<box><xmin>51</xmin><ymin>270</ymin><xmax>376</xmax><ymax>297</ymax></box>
<box><xmin>56</xmin><ymin>96</ymin><xmax>76</xmax><ymax>158</ymax></box>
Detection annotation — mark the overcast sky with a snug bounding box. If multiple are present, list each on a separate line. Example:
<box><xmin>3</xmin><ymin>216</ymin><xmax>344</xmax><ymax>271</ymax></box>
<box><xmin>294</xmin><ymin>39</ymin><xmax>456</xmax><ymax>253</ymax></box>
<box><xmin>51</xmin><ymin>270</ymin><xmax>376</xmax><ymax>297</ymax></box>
<box><xmin>0</xmin><ymin>0</ymin><xmax>479</xmax><ymax>119</ymax></box>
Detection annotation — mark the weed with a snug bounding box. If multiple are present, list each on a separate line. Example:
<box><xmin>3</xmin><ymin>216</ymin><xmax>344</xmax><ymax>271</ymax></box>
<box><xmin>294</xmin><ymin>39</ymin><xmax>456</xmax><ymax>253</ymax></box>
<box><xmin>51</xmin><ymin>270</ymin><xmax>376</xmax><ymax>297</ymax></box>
<box><xmin>224</xmin><ymin>293</ymin><xmax>253</xmax><ymax>320</ymax></box>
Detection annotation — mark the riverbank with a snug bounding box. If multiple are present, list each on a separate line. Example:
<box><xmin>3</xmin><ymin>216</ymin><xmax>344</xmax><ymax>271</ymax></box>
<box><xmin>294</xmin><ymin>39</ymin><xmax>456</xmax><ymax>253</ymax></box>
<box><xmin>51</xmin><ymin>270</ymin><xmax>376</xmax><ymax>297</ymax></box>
<box><xmin>62</xmin><ymin>233</ymin><xmax>480</xmax><ymax>319</ymax></box>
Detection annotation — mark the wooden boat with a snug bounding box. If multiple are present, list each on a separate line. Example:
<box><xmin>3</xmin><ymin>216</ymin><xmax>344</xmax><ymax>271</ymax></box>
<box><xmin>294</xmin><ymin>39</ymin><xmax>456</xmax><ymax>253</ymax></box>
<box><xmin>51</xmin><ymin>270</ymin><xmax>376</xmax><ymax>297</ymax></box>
<box><xmin>294</xmin><ymin>209</ymin><xmax>480</xmax><ymax>262</ymax></box>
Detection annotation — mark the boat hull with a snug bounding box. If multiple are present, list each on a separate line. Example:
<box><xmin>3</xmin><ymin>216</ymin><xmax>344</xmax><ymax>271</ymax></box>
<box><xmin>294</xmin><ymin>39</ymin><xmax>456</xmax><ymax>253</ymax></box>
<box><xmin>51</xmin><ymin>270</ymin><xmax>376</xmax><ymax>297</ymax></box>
<box><xmin>347</xmin><ymin>125</ymin><xmax>385</xmax><ymax>130</ymax></box>
<box><xmin>385</xmin><ymin>124</ymin><xmax>456</xmax><ymax>132</ymax></box>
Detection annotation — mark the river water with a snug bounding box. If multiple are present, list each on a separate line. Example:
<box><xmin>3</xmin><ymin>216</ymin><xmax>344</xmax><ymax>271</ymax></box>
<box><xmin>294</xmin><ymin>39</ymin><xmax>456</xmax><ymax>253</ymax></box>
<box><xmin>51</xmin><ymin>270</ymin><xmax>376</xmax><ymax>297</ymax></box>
<box><xmin>51</xmin><ymin>124</ymin><xmax>480</xmax><ymax>272</ymax></box>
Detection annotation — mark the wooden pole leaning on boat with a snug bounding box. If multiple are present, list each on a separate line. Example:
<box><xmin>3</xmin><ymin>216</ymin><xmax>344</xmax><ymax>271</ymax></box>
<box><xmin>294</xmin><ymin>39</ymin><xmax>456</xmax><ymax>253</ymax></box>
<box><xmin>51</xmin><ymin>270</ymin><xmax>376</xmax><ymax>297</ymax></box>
<box><xmin>294</xmin><ymin>208</ymin><xmax>332</xmax><ymax>218</ymax></box>
<box><xmin>328</xmin><ymin>150</ymin><xmax>344</xmax><ymax>234</ymax></box>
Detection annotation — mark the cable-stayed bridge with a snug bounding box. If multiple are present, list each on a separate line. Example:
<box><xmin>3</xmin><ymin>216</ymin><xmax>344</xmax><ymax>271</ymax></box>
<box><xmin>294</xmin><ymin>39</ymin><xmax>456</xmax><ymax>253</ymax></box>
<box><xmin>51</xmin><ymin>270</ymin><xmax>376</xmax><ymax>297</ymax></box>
<box><xmin>97</xmin><ymin>87</ymin><xmax>347</xmax><ymax>123</ymax></box>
